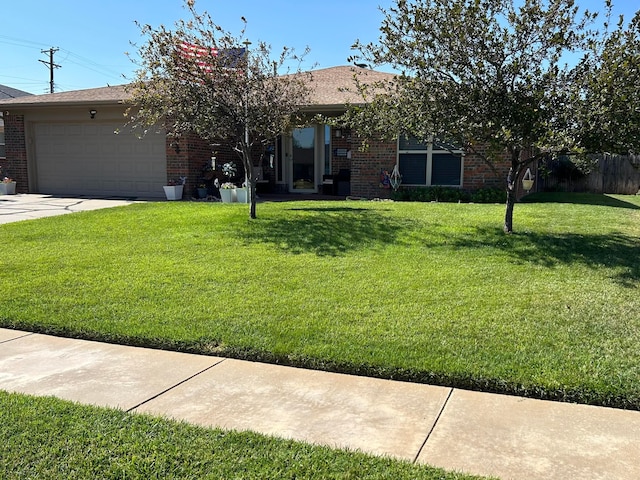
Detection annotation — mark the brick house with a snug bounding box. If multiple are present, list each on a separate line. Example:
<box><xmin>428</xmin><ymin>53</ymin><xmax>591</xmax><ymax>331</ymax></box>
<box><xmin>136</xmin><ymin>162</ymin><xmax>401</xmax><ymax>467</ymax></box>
<box><xmin>0</xmin><ymin>66</ymin><xmax>506</xmax><ymax>199</ymax></box>
<box><xmin>0</xmin><ymin>84</ymin><xmax>32</xmax><ymax>175</ymax></box>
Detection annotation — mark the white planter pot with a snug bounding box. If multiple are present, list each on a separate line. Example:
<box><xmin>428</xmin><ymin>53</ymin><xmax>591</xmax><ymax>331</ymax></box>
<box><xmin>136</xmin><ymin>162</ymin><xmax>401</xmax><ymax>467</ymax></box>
<box><xmin>163</xmin><ymin>185</ymin><xmax>184</xmax><ymax>200</ymax></box>
<box><xmin>0</xmin><ymin>181</ymin><xmax>16</xmax><ymax>195</ymax></box>
<box><xmin>235</xmin><ymin>187</ymin><xmax>248</xmax><ymax>204</ymax></box>
<box><xmin>219</xmin><ymin>188</ymin><xmax>237</xmax><ymax>203</ymax></box>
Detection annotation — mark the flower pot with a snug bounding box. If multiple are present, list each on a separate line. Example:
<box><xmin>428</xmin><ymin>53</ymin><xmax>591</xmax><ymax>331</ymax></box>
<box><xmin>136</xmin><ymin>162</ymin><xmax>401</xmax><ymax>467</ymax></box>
<box><xmin>163</xmin><ymin>185</ymin><xmax>184</xmax><ymax>201</ymax></box>
<box><xmin>197</xmin><ymin>188</ymin><xmax>208</xmax><ymax>199</ymax></box>
<box><xmin>235</xmin><ymin>187</ymin><xmax>248</xmax><ymax>204</ymax></box>
<box><xmin>522</xmin><ymin>179</ymin><xmax>534</xmax><ymax>192</ymax></box>
<box><xmin>0</xmin><ymin>181</ymin><xmax>16</xmax><ymax>195</ymax></box>
<box><xmin>219</xmin><ymin>188</ymin><xmax>237</xmax><ymax>203</ymax></box>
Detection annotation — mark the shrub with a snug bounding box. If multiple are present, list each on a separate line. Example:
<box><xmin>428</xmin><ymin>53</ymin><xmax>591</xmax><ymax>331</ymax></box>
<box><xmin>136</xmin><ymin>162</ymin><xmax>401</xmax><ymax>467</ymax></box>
<box><xmin>470</xmin><ymin>187</ymin><xmax>506</xmax><ymax>203</ymax></box>
<box><xmin>392</xmin><ymin>186</ymin><xmax>503</xmax><ymax>203</ymax></box>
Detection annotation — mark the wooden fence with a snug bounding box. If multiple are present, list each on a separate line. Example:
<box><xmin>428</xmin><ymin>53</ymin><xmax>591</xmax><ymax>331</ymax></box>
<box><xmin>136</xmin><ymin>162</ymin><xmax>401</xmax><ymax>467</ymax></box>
<box><xmin>540</xmin><ymin>154</ymin><xmax>640</xmax><ymax>195</ymax></box>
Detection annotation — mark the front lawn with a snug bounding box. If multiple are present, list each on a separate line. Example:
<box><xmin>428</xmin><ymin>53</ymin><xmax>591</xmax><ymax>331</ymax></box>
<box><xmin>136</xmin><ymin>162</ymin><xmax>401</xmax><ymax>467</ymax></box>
<box><xmin>1</xmin><ymin>193</ymin><xmax>639</xmax><ymax>408</ymax></box>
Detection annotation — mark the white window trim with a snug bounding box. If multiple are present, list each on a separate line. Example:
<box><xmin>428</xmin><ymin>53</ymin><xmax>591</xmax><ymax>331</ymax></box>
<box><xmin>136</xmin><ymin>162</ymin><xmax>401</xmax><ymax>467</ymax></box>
<box><xmin>397</xmin><ymin>136</ymin><xmax>464</xmax><ymax>187</ymax></box>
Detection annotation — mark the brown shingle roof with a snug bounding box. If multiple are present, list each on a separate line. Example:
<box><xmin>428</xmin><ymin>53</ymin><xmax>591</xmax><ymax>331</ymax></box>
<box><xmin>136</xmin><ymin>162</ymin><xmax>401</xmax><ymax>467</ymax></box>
<box><xmin>0</xmin><ymin>84</ymin><xmax>33</xmax><ymax>100</ymax></box>
<box><xmin>301</xmin><ymin>65</ymin><xmax>396</xmax><ymax>108</ymax></box>
<box><xmin>0</xmin><ymin>84</ymin><xmax>130</xmax><ymax>108</ymax></box>
<box><xmin>0</xmin><ymin>66</ymin><xmax>396</xmax><ymax>110</ymax></box>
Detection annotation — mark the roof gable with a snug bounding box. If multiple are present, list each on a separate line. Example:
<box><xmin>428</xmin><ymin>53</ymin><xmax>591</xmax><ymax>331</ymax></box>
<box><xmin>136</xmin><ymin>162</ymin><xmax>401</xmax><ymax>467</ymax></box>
<box><xmin>301</xmin><ymin>65</ymin><xmax>396</xmax><ymax>107</ymax></box>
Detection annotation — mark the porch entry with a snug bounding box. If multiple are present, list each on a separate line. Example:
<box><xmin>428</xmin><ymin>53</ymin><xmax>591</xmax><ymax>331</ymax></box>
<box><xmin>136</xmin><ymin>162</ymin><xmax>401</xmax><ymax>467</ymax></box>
<box><xmin>279</xmin><ymin>125</ymin><xmax>331</xmax><ymax>193</ymax></box>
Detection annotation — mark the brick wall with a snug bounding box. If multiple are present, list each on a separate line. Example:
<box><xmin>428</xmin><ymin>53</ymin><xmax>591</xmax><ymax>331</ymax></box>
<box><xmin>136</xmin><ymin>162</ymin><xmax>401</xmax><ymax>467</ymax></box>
<box><xmin>183</xmin><ymin>134</ymin><xmax>216</xmax><ymax>196</ymax></box>
<box><xmin>176</xmin><ymin>135</ymin><xmax>265</xmax><ymax>198</ymax></box>
<box><xmin>350</xmin><ymin>133</ymin><xmax>396</xmax><ymax>199</ymax></box>
<box><xmin>463</xmin><ymin>149</ymin><xmax>509</xmax><ymax>190</ymax></box>
<box><xmin>3</xmin><ymin>114</ymin><xmax>28</xmax><ymax>193</ymax></box>
<box><xmin>328</xmin><ymin>129</ymin><xmax>396</xmax><ymax>199</ymax></box>
<box><xmin>331</xmin><ymin>132</ymin><xmax>351</xmax><ymax>175</ymax></box>
<box><xmin>165</xmin><ymin>136</ymin><xmax>190</xmax><ymax>199</ymax></box>
<box><xmin>167</xmin><ymin>134</ymin><xmax>228</xmax><ymax>198</ymax></box>
<box><xmin>332</xmin><ymin>128</ymin><xmax>511</xmax><ymax>199</ymax></box>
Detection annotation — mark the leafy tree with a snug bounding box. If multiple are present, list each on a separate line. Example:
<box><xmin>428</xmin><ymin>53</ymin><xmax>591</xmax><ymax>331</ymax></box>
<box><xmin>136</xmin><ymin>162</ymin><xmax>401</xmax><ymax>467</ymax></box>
<box><xmin>126</xmin><ymin>0</ymin><xmax>311</xmax><ymax>218</ymax></box>
<box><xmin>346</xmin><ymin>0</ymin><xmax>605</xmax><ymax>232</ymax></box>
<box><xmin>570</xmin><ymin>7</ymin><xmax>640</xmax><ymax>157</ymax></box>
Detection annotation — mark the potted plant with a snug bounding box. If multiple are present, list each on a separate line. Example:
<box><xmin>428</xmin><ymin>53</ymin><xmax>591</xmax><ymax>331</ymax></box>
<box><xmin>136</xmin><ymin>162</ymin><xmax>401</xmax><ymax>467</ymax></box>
<box><xmin>522</xmin><ymin>168</ymin><xmax>535</xmax><ymax>193</ymax></box>
<box><xmin>217</xmin><ymin>162</ymin><xmax>238</xmax><ymax>203</ymax></box>
<box><xmin>219</xmin><ymin>182</ymin><xmax>237</xmax><ymax>203</ymax></box>
<box><xmin>163</xmin><ymin>177</ymin><xmax>186</xmax><ymax>201</ymax></box>
<box><xmin>197</xmin><ymin>184</ymin><xmax>208</xmax><ymax>199</ymax></box>
<box><xmin>0</xmin><ymin>166</ymin><xmax>16</xmax><ymax>195</ymax></box>
<box><xmin>235</xmin><ymin>181</ymin><xmax>248</xmax><ymax>203</ymax></box>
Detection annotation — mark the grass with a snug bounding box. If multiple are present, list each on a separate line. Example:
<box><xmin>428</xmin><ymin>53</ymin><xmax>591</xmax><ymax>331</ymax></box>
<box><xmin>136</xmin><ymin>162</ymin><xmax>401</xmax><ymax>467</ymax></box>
<box><xmin>1</xmin><ymin>193</ymin><xmax>639</xmax><ymax>408</ymax></box>
<box><xmin>0</xmin><ymin>391</ymin><xmax>487</xmax><ymax>479</ymax></box>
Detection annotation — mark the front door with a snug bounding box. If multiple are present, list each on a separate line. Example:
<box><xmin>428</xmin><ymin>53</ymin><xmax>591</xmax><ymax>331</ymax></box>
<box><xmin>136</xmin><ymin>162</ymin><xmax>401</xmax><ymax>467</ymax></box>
<box><xmin>290</xmin><ymin>126</ymin><xmax>317</xmax><ymax>192</ymax></box>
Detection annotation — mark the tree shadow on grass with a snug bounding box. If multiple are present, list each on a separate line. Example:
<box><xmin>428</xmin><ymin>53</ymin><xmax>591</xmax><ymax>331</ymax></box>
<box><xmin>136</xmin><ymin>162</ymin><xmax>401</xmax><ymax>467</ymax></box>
<box><xmin>434</xmin><ymin>226</ymin><xmax>640</xmax><ymax>287</ymax></box>
<box><xmin>240</xmin><ymin>206</ymin><xmax>412</xmax><ymax>256</ymax></box>
<box><xmin>522</xmin><ymin>193</ymin><xmax>640</xmax><ymax>209</ymax></box>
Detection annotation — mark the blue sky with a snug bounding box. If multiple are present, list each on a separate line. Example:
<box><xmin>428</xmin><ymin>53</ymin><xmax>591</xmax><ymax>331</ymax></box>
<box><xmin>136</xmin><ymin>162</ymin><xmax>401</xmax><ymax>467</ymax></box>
<box><xmin>1</xmin><ymin>0</ymin><xmax>635</xmax><ymax>95</ymax></box>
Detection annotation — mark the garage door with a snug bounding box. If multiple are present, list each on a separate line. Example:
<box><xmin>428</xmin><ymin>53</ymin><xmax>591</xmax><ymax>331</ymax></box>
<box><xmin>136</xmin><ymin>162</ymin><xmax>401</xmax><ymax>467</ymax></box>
<box><xmin>34</xmin><ymin>123</ymin><xmax>166</xmax><ymax>198</ymax></box>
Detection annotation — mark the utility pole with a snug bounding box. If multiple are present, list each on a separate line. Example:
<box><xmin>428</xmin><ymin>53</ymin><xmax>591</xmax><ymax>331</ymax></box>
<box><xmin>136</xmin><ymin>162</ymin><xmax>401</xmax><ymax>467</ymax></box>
<box><xmin>39</xmin><ymin>47</ymin><xmax>60</xmax><ymax>93</ymax></box>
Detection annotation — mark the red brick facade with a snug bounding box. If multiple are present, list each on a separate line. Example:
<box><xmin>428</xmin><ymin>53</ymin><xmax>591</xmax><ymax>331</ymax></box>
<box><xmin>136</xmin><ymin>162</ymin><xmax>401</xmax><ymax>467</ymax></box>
<box><xmin>329</xmin><ymin>127</ymin><xmax>508</xmax><ymax>199</ymax></box>
<box><xmin>3</xmin><ymin>114</ymin><xmax>28</xmax><ymax>193</ymax></box>
<box><xmin>348</xmin><ymin>133</ymin><xmax>397</xmax><ymax>199</ymax></box>
<box><xmin>166</xmin><ymin>134</ymin><xmax>219</xmax><ymax>199</ymax></box>
<box><xmin>2</xmin><ymin>114</ymin><xmax>510</xmax><ymax>199</ymax></box>
<box><xmin>463</xmin><ymin>150</ymin><xmax>509</xmax><ymax>191</ymax></box>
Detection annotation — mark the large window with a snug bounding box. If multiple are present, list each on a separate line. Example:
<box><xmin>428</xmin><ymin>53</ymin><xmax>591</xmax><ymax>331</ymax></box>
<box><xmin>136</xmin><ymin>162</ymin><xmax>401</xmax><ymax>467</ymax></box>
<box><xmin>0</xmin><ymin>113</ymin><xmax>5</xmax><ymax>159</ymax></box>
<box><xmin>398</xmin><ymin>136</ymin><xmax>463</xmax><ymax>187</ymax></box>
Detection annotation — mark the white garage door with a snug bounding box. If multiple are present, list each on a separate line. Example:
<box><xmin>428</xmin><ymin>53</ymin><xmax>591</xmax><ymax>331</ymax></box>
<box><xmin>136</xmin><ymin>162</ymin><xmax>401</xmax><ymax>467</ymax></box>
<box><xmin>34</xmin><ymin>123</ymin><xmax>166</xmax><ymax>198</ymax></box>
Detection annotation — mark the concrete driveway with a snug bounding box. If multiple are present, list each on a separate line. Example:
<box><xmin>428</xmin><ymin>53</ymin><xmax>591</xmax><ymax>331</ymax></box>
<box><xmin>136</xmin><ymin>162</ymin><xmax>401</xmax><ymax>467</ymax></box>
<box><xmin>0</xmin><ymin>194</ymin><xmax>141</xmax><ymax>224</ymax></box>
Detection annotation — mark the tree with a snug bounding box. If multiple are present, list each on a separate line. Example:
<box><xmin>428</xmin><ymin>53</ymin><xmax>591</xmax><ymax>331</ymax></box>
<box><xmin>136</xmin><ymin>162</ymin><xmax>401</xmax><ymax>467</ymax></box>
<box><xmin>345</xmin><ymin>0</ymin><xmax>603</xmax><ymax>233</ymax></box>
<box><xmin>126</xmin><ymin>0</ymin><xmax>311</xmax><ymax>219</ymax></box>
<box><xmin>570</xmin><ymin>8</ymin><xmax>640</xmax><ymax>157</ymax></box>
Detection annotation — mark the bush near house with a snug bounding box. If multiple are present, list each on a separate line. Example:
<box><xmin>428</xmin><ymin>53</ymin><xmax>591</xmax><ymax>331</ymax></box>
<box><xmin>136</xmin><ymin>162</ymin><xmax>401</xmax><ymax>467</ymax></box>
<box><xmin>392</xmin><ymin>186</ymin><xmax>505</xmax><ymax>204</ymax></box>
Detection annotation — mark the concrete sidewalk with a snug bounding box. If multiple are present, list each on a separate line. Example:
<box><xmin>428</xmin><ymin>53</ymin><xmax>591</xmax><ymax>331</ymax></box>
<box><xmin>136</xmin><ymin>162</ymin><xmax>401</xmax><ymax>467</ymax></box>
<box><xmin>0</xmin><ymin>194</ymin><xmax>140</xmax><ymax>224</ymax></box>
<box><xmin>1</xmin><ymin>328</ymin><xmax>638</xmax><ymax>479</ymax></box>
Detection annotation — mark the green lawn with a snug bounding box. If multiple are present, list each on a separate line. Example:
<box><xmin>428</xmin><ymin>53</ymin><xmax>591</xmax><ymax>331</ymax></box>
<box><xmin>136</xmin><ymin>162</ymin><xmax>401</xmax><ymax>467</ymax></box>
<box><xmin>0</xmin><ymin>391</ymin><xmax>486</xmax><ymax>479</ymax></box>
<box><xmin>1</xmin><ymin>193</ymin><xmax>639</xmax><ymax>408</ymax></box>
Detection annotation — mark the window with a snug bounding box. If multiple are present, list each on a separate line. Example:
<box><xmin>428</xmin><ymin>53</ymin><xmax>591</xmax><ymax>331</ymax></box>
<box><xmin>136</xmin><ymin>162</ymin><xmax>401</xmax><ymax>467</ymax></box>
<box><xmin>324</xmin><ymin>124</ymin><xmax>331</xmax><ymax>175</ymax></box>
<box><xmin>0</xmin><ymin>113</ymin><xmax>5</xmax><ymax>159</ymax></box>
<box><xmin>397</xmin><ymin>136</ymin><xmax>463</xmax><ymax>187</ymax></box>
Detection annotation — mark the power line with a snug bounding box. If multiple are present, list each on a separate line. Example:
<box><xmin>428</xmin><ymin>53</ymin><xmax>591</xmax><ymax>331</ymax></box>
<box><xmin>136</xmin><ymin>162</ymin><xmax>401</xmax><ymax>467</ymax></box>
<box><xmin>0</xmin><ymin>35</ymin><xmax>126</xmax><ymax>90</ymax></box>
<box><xmin>58</xmin><ymin>48</ymin><xmax>125</xmax><ymax>79</ymax></box>
<box><xmin>38</xmin><ymin>47</ymin><xmax>60</xmax><ymax>93</ymax></box>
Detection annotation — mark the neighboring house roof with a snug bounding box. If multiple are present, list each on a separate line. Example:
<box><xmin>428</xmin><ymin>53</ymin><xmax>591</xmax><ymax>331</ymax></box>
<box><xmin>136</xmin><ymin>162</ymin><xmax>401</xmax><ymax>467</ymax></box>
<box><xmin>0</xmin><ymin>84</ymin><xmax>33</xmax><ymax>100</ymax></box>
<box><xmin>0</xmin><ymin>66</ymin><xmax>396</xmax><ymax>110</ymax></box>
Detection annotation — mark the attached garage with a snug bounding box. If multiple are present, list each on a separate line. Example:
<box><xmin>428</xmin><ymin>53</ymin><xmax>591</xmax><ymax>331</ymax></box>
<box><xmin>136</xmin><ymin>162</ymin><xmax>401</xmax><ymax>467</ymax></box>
<box><xmin>0</xmin><ymin>85</ymin><xmax>175</xmax><ymax>199</ymax></box>
<box><xmin>33</xmin><ymin>122</ymin><xmax>166</xmax><ymax>198</ymax></box>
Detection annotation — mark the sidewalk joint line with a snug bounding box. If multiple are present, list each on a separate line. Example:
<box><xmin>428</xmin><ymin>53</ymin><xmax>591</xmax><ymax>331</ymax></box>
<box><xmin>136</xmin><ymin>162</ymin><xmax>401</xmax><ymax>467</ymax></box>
<box><xmin>412</xmin><ymin>387</ymin><xmax>454</xmax><ymax>464</ymax></box>
<box><xmin>126</xmin><ymin>358</ymin><xmax>227</xmax><ymax>413</ymax></box>
<box><xmin>0</xmin><ymin>331</ymin><xmax>36</xmax><ymax>344</ymax></box>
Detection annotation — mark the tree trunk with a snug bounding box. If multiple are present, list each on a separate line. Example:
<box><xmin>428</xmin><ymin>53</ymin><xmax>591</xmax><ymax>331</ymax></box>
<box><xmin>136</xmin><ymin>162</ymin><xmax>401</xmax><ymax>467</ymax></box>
<box><xmin>504</xmin><ymin>182</ymin><xmax>516</xmax><ymax>233</ymax></box>
<box><xmin>240</xmin><ymin>145</ymin><xmax>257</xmax><ymax>219</ymax></box>
<box><xmin>249</xmin><ymin>178</ymin><xmax>257</xmax><ymax>219</ymax></box>
<box><xmin>504</xmin><ymin>150</ymin><xmax>521</xmax><ymax>234</ymax></box>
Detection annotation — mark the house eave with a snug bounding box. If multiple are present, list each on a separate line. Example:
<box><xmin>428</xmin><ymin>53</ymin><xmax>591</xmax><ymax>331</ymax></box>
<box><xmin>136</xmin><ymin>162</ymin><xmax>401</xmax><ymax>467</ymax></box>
<box><xmin>0</xmin><ymin>99</ymin><xmax>126</xmax><ymax>111</ymax></box>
